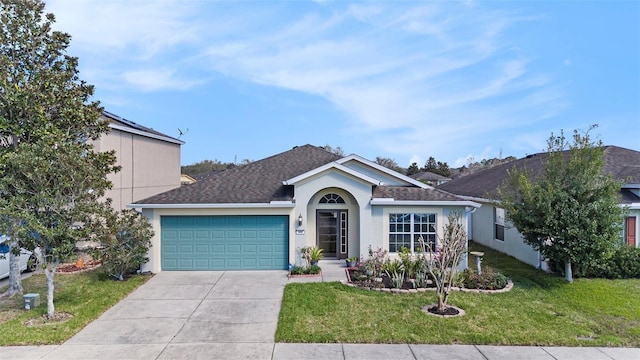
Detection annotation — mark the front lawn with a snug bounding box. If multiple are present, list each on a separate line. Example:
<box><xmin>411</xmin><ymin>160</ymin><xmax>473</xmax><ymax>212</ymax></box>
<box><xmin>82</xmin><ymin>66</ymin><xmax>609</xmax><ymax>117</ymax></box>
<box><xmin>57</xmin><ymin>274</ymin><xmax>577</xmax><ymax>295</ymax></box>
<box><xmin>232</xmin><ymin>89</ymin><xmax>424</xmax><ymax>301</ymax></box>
<box><xmin>276</xmin><ymin>242</ymin><xmax>640</xmax><ymax>346</ymax></box>
<box><xmin>0</xmin><ymin>271</ymin><xmax>149</xmax><ymax>345</ymax></box>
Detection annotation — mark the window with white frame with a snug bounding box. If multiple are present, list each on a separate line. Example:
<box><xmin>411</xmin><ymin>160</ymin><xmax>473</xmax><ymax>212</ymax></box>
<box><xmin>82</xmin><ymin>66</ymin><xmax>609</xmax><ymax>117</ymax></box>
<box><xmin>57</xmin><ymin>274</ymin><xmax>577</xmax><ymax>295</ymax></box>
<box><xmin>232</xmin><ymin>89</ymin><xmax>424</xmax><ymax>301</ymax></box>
<box><xmin>389</xmin><ymin>213</ymin><xmax>437</xmax><ymax>253</ymax></box>
<box><xmin>494</xmin><ymin>207</ymin><xmax>505</xmax><ymax>241</ymax></box>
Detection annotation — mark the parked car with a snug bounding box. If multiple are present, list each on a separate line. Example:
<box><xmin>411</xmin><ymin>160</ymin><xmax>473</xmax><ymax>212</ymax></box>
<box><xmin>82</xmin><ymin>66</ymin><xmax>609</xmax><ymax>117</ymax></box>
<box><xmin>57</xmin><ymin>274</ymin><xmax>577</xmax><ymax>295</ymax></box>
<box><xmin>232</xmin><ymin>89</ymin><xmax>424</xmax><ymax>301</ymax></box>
<box><xmin>0</xmin><ymin>235</ymin><xmax>37</xmax><ymax>280</ymax></box>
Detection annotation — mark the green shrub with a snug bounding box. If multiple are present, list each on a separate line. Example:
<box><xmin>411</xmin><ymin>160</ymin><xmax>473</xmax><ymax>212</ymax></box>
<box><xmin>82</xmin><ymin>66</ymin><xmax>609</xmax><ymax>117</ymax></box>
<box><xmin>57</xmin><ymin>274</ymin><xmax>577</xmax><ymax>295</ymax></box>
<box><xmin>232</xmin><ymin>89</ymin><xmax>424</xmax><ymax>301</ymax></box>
<box><xmin>91</xmin><ymin>209</ymin><xmax>154</xmax><ymax>281</ymax></box>
<box><xmin>595</xmin><ymin>246</ymin><xmax>640</xmax><ymax>279</ymax></box>
<box><xmin>382</xmin><ymin>259</ymin><xmax>404</xmax><ymax>277</ymax></box>
<box><xmin>462</xmin><ymin>269</ymin><xmax>508</xmax><ymax>290</ymax></box>
<box><xmin>398</xmin><ymin>247</ymin><xmax>417</xmax><ymax>279</ymax></box>
<box><xmin>290</xmin><ymin>264</ymin><xmax>322</xmax><ymax>275</ymax></box>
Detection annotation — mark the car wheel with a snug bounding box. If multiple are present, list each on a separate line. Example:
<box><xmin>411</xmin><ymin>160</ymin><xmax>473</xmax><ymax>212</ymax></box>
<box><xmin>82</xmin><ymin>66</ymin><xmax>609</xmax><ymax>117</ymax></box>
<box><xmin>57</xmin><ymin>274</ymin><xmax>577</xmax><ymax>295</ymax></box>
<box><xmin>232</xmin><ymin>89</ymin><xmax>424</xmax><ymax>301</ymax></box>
<box><xmin>26</xmin><ymin>254</ymin><xmax>38</xmax><ymax>272</ymax></box>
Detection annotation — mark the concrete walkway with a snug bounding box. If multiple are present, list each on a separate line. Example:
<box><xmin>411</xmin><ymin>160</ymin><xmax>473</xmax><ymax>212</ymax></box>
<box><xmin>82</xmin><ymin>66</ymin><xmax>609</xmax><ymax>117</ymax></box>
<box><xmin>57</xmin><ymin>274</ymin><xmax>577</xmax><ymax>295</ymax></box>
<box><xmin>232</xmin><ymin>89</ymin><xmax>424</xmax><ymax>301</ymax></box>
<box><xmin>1</xmin><ymin>259</ymin><xmax>639</xmax><ymax>359</ymax></box>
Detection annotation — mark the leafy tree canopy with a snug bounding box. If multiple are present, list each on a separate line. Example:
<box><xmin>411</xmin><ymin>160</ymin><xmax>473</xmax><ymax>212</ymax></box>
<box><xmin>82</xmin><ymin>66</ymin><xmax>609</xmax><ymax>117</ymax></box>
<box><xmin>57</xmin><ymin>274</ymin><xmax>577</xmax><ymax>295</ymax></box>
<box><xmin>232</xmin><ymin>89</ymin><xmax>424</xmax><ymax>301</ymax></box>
<box><xmin>498</xmin><ymin>126</ymin><xmax>625</xmax><ymax>279</ymax></box>
<box><xmin>375</xmin><ymin>156</ymin><xmax>404</xmax><ymax>173</ymax></box>
<box><xmin>422</xmin><ymin>156</ymin><xmax>451</xmax><ymax>177</ymax></box>
<box><xmin>406</xmin><ymin>162</ymin><xmax>420</xmax><ymax>176</ymax></box>
<box><xmin>0</xmin><ymin>0</ymin><xmax>119</xmax><ymax>313</ymax></box>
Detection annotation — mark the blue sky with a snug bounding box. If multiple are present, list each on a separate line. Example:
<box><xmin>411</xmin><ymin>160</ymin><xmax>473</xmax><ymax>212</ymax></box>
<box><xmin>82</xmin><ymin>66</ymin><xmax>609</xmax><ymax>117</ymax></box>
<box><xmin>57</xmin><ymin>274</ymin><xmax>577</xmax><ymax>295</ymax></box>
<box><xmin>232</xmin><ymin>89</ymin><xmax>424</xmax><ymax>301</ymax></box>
<box><xmin>47</xmin><ymin>0</ymin><xmax>639</xmax><ymax>168</ymax></box>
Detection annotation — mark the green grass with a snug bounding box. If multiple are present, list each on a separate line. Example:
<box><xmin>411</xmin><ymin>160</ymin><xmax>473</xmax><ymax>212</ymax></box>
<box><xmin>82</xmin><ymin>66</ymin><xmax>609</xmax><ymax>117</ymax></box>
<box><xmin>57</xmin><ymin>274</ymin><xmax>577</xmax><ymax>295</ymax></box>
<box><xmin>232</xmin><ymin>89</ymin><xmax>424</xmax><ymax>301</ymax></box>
<box><xmin>0</xmin><ymin>271</ymin><xmax>149</xmax><ymax>345</ymax></box>
<box><xmin>276</xmin><ymin>242</ymin><xmax>640</xmax><ymax>346</ymax></box>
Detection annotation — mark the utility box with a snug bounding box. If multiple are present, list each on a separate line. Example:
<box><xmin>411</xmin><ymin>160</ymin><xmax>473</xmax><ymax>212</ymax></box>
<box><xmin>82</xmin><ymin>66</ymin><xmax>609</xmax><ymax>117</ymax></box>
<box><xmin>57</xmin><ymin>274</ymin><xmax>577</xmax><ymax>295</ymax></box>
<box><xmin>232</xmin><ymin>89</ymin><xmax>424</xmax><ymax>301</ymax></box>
<box><xmin>23</xmin><ymin>293</ymin><xmax>40</xmax><ymax>310</ymax></box>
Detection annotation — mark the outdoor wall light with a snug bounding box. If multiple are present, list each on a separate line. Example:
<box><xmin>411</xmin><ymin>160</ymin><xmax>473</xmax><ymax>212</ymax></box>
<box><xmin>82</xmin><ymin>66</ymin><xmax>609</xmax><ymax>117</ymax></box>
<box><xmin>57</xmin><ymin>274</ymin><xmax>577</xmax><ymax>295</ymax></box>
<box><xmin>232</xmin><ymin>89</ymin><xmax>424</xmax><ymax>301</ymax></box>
<box><xmin>298</xmin><ymin>214</ymin><xmax>303</xmax><ymax>226</ymax></box>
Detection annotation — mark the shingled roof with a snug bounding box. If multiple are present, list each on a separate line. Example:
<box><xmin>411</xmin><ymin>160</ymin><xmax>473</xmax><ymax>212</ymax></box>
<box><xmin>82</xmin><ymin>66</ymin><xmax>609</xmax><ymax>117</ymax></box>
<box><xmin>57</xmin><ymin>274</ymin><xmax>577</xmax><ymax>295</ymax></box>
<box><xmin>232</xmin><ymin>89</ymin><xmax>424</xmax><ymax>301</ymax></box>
<box><xmin>134</xmin><ymin>144</ymin><xmax>474</xmax><ymax>206</ymax></box>
<box><xmin>373</xmin><ymin>186</ymin><xmax>463</xmax><ymax>201</ymax></box>
<box><xmin>438</xmin><ymin>145</ymin><xmax>640</xmax><ymax>200</ymax></box>
<box><xmin>135</xmin><ymin>145</ymin><xmax>342</xmax><ymax>204</ymax></box>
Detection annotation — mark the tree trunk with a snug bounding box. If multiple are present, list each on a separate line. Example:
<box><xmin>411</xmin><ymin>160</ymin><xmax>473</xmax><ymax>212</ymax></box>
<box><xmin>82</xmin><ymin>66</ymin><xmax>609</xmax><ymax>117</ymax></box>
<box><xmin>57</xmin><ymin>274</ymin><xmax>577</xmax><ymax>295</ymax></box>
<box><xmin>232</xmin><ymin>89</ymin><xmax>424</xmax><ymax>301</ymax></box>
<box><xmin>437</xmin><ymin>294</ymin><xmax>445</xmax><ymax>312</ymax></box>
<box><xmin>1</xmin><ymin>240</ymin><xmax>23</xmax><ymax>298</ymax></box>
<box><xmin>564</xmin><ymin>261</ymin><xmax>573</xmax><ymax>283</ymax></box>
<box><xmin>45</xmin><ymin>266</ymin><xmax>56</xmax><ymax>318</ymax></box>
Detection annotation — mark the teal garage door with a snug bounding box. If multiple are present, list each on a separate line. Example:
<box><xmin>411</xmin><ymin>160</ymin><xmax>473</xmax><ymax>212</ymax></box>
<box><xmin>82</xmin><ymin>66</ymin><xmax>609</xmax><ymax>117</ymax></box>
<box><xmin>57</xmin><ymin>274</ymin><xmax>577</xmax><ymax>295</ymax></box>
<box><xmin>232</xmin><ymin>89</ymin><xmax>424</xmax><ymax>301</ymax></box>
<box><xmin>161</xmin><ymin>216</ymin><xmax>289</xmax><ymax>270</ymax></box>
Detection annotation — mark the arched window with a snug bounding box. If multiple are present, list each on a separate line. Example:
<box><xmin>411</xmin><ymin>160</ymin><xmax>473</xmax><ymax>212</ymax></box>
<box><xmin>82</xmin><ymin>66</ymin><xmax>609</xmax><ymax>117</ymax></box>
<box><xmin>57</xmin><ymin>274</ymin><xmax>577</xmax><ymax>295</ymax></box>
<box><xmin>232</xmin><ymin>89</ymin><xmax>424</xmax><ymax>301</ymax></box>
<box><xmin>319</xmin><ymin>193</ymin><xmax>345</xmax><ymax>204</ymax></box>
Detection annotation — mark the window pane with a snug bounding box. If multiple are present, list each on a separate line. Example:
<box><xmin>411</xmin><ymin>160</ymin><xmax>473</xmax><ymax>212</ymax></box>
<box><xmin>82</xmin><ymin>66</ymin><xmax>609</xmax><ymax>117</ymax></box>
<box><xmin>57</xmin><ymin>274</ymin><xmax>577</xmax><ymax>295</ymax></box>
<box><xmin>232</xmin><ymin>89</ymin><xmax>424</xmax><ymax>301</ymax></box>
<box><xmin>495</xmin><ymin>224</ymin><xmax>505</xmax><ymax>241</ymax></box>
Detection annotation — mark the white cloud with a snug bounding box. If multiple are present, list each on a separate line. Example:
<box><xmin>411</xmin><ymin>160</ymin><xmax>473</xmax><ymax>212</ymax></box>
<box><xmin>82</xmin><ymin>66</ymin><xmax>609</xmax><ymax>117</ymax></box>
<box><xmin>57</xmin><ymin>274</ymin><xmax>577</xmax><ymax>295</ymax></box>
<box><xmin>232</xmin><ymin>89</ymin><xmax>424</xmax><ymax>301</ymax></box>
<box><xmin>45</xmin><ymin>1</ymin><xmax>568</xmax><ymax>164</ymax></box>
<box><xmin>122</xmin><ymin>68</ymin><xmax>205</xmax><ymax>92</ymax></box>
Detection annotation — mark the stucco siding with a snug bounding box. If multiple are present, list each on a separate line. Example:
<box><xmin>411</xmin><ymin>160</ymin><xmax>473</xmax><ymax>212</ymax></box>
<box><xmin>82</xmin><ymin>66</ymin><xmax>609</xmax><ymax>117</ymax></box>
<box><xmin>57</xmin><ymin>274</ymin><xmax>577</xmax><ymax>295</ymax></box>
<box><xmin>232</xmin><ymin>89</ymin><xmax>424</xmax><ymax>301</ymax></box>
<box><xmin>341</xmin><ymin>160</ymin><xmax>409</xmax><ymax>186</ymax></box>
<box><xmin>471</xmin><ymin>201</ymin><xmax>546</xmax><ymax>270</ymax></box>
<box><xmin>98</xmin><ymin>128</ymin><xmax>181</xmax><ymax>210</ymax></box>
<box><xmin>292</xmin><ymin>169</ymin><xmax>372</xmax><ymax>262</ymax></box>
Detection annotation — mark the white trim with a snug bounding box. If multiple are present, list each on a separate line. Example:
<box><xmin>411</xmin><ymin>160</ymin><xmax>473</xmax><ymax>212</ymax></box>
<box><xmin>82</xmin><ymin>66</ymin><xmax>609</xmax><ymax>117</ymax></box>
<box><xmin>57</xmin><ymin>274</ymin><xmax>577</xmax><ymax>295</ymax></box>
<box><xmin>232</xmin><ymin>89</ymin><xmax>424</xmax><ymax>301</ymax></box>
<box><xmin>283</xmin><ymin>162</ymin><xmax>383</xmax><ymax>186</ymax></box>
<box><xmin>109</xmin><ymin>124</ymin><xmax>185</xmax><ymax>145</ymax></box>
<box><xmin>337</xmin><ymin>154</ymin><xmax>431</xmax><ymax>189</ymax></box>
<box><xmin>127</xmin><ymin>202</ymin><xmax>295</xmax><ymax>209</ymax></box>
<box><xmin>621</xmin><ymin>184</ymin><xmax>640</xmax><ymax>189</ymax></box>
<box><xmin>623</xmin><ymin>203</ymin><xmax>640</xmax><ymax>210</ymax></box>
<box><xmin>370</xmin><ymin>199</ymin><xmax>481</xmax><ymax>207</ymax></box>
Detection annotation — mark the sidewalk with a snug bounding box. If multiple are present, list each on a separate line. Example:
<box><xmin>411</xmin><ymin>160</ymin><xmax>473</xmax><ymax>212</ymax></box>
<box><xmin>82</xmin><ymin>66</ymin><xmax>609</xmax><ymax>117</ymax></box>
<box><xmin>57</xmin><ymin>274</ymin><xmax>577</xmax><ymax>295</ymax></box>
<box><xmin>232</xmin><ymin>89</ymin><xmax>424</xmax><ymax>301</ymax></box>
<box><xmin>1</xmin><ymin>343</ymin><xmax>638</xmax><ymax>360</ymax></box>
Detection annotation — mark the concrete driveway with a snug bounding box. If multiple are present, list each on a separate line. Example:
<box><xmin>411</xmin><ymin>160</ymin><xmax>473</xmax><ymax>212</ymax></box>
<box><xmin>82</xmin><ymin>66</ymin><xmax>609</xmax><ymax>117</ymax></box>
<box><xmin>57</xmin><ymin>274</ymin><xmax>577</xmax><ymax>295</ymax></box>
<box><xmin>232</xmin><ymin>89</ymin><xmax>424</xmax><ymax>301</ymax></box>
<box><xmin>2</xmin><ymin>263</ymin><xmax>639</xmax><ymax>359</ymax></box>
<box><xmin>41</xmin><ymin>270</ymin><xmax>288</xmax><ymax>360</ymax></box>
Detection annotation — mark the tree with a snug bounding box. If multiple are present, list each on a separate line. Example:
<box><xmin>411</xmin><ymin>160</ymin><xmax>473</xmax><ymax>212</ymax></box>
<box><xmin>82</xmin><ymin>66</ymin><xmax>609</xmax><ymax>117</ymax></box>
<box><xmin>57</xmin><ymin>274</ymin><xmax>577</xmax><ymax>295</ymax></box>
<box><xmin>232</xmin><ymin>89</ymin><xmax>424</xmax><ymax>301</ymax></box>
<box><xmin>321</xmin><ymin>144</ymin><xmax>345</xmax><ymax>156</ymax></box>
<box><xmin>419</xmin><ymin>212</ymin><xmax>467</xmax><ymax>313</ymax></box>
<box><xmin>423</xmin><ymin>156</ymin><xmax>438</xmax><ymax>172</ymax></box>
<box><xmin>0</xmin><ymin>0</ymin><xmax>118</xmax><ymax>315</ymax></box>
<box><xmin>91</xmin><ymin>209</ymin><xmax>154</xmax><ymax>281</ymax></box>
<box><xmin>406</xmin><ymin>162</ymin><xmax>420</xmax><ymax>176</ymax></box>
<box><xmin>181</xmin><ymin>159</ymin><xmax>229</xmax><ymax>176</ymax></box>
<box><xmin>375</xmin><ymin>156</ymin><xmax>403</xmax><ymax>173</ymax></box>
<box><xmin>498</xmin><ymin>126</ymin><xmax>625</xmax><ymax>281</ymax></box>
<box><xmin>422</xmin><ymin>156</ymin><xmax>451</xmax><ymax>177</ymax></box>
<box><xmin>436</xmin><ymin>161</ymin><xmax>451</xmax><ymax>177</ymax></box>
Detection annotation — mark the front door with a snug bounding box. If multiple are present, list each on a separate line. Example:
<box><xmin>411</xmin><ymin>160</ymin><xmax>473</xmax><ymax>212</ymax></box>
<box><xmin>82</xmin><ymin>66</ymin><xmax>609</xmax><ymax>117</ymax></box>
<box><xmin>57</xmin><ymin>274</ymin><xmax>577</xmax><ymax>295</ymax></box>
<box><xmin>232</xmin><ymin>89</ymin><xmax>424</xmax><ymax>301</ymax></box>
<box><xmin>317</xmin><ymin>210</ymin><xmax>348</xmax><ymax>259</ymax></box>
<box><xmin>627</xmin><ymin>216</ymin><xmax>637</xmax><ymax>247</ymax></box>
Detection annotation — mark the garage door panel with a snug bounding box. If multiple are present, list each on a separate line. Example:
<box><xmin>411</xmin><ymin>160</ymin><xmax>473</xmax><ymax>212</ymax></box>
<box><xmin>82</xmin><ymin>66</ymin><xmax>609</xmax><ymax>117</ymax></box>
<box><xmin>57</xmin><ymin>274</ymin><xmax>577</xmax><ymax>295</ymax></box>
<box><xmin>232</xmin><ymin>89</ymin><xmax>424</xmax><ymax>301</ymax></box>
<box><xmin>243</xmin><ymin>244</ymin><xmax>258</xmax><ymax>253</ymax></box>
<box><xmin>195</xmin><ymin>244</ymin><xmax>209</xmax><ymax>253</ymax></box>
<box><xmin>243</xmin><ymin>230</ymin><xmax>258</xmax><ymax>239</ymax></box>
<box><xmin>211</xmin><ymin>244</ymin><xmax>225</xmax><ymax>253</ymax></box>
<box><xmin>161</xmin><ymin>215</ymin><xmax>288</xmax><ymax>270</ymax></box>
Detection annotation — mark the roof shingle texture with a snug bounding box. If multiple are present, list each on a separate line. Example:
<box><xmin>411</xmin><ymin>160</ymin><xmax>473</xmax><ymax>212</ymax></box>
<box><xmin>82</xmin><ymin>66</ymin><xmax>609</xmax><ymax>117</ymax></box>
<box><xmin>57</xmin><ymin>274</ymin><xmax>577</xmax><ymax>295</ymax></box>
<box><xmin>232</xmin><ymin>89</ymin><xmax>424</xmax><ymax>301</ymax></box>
<box><xmin>438</xmin><ymin>146</ymin><xmax>640</xmax><ymax>200</ymax></box>
<box><xmin>373</xmin><ymin>186</ymin><xmax>463</xmax><ymax>202</ymax></box>
<box><xmin>135</xmin><ymin>145</ymin><xmax>342</xmax><ymax>204</ymax></box>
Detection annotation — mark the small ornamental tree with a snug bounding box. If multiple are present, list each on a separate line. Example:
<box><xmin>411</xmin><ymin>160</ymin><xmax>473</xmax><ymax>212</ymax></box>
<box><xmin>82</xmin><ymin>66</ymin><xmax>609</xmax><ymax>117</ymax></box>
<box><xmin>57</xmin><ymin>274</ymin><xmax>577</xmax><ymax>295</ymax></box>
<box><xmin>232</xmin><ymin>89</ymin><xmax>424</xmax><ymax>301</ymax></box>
<box><xmin>498</xmin><ymin>126</ymin><xmax>625</xmax><ymax>281</ymax></box>
<box><xmin>91</xmin><ymin>209</ymin><xmax>154</xmax><ymax>281</ymax></box>
<box><xmin>419</xmin><ymin>212</ymin><xmax>467</xmax><ymax>313</ymax></box>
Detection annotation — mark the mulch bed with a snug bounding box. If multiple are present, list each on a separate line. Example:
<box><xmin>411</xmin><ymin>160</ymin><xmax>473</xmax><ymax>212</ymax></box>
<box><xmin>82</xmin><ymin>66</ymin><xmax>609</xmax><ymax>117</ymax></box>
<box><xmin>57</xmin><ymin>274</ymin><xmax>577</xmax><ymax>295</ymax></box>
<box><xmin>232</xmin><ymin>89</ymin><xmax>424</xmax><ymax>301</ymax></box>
<box><xmin>57</xmin><ymin>260</ymin><xmax>101</xmax><ymax>274</ymax></box>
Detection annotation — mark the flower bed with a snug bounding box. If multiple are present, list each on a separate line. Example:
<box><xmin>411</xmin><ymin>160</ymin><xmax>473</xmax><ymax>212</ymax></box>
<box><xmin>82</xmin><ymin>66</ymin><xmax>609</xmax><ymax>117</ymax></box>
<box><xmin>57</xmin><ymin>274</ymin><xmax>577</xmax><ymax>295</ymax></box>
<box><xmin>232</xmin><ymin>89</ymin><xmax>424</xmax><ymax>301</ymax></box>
<box><xmin>344</xmin><ymin>267</ymin><xmax>513</xmax><ymax>294</ymax></box>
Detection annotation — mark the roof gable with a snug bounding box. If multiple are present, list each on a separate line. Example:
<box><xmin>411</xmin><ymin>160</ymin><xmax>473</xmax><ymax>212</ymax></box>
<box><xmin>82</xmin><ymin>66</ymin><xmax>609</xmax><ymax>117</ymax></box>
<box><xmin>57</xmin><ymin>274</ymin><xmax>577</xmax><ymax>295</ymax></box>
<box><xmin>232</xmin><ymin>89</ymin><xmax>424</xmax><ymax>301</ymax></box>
<box><xmin>337</xmin><ymin>155</ymin><xmax>430</xmax><ymax>189</ymax></box>
<box><xmin>283</xmin><ymin>162</ymin><xmax>383</xmax><ymax>186</ymax></box>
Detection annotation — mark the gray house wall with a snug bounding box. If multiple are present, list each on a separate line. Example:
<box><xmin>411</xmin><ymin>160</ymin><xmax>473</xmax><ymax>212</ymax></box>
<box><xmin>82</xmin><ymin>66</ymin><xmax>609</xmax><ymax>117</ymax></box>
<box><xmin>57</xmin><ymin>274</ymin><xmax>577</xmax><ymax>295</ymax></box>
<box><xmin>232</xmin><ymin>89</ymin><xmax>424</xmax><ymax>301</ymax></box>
<box><xmin>92</xmin><ymin>114</ymin><xmax>183</xmax><ymax>210</ymax></box>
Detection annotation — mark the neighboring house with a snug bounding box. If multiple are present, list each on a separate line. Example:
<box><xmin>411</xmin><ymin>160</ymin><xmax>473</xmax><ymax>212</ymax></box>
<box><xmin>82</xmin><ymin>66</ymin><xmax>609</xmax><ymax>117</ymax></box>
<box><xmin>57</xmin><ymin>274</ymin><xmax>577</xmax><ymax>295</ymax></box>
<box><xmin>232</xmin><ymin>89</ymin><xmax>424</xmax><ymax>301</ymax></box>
<box><xmin>93</xmin><ymin>111</ymin><xmax>184</xmax><ymax>210</ymax></box>
<box><xmin>181</xmin><ymin>174</ymin><xmax>197</xmax><ymax>185</ymax></box>
<box><xmin>410</xmin><ymin>171</ymin><xmax>451</xmax><ymax>186</ymax></box>
<box><xmin>131</xmin><ymin>145</ymin><xmax>480</xmax><ymax>272</ymax></box>
<box><xmin>438</xmin><ymin>146</ymin><xmax>640</xmax><ymax>270</ymax></box>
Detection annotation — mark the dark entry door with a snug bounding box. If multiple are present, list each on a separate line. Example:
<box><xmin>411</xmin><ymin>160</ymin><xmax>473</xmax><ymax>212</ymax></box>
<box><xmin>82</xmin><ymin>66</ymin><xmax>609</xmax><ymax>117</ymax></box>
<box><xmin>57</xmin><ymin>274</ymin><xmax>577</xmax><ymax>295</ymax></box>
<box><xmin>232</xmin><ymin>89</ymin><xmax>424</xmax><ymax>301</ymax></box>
<box><xmin>317</xmin><ymin>210</ymin><xmax>347</xmax><ymax>258</ymax></box>
<box><xmin>627</xmin><ymin>216</ymin><xmax>637</xmax><ymax>247</ymax></box>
